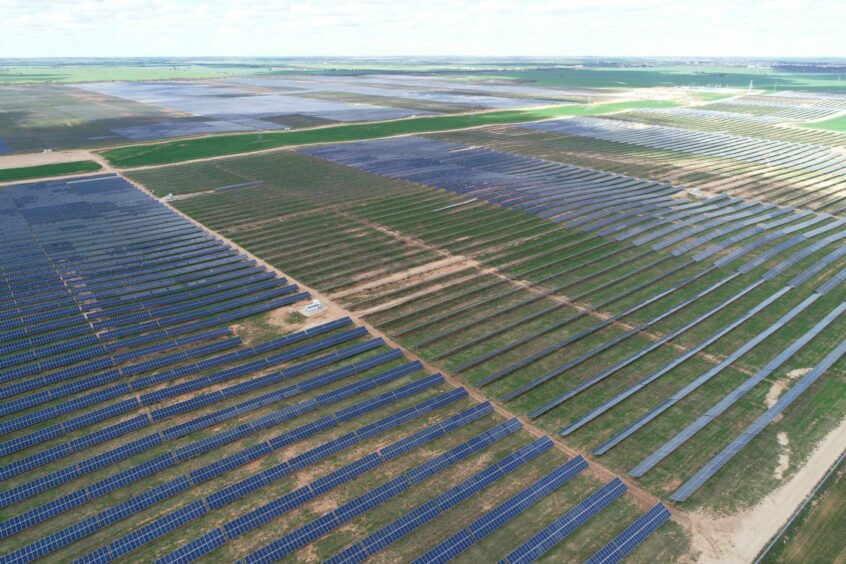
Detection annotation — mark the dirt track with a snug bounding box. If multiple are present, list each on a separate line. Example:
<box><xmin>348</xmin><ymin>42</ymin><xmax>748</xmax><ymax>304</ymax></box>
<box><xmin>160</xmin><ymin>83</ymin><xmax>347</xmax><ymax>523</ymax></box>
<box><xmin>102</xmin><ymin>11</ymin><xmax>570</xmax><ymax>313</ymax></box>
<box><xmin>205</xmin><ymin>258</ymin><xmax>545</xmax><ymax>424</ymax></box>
<box><xmin>0</xmin><ymin>149</ymin><xmax>103</xmax><ymax>169</ymax></box>
<box><xmin>688</xmin><ymin>416</ymin><xmax>846</xmax><ymax>563</ymax></box>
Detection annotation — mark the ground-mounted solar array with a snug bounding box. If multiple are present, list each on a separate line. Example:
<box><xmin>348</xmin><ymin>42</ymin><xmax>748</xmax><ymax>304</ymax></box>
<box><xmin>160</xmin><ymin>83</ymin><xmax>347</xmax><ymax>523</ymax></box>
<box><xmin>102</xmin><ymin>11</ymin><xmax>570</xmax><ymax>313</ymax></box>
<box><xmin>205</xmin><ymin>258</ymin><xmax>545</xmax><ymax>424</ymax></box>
<box><xmin>6</xmin><ymin>63</ymin><xmax>846</xmax><ymax>562</ymax></box>
<box><xmin>521</xmin><ymin>115</ymin><xmax>846</xmax><ymax>195</ymax></box>
<box><xmin>430</xmin><ymin>92</ymin><xmax>846</xmax><ymax>215</ymax></box>
<box><xmin>127</xmin><ymin>151</ymin><xmax>433</xmax><ymax>233</ymax></box>
<box><xmin>129</xmin><ymin>125</ymin><xmax>846</xmax><ymax>526</ymax></box>
<box><xmin>0</xmin><ymin>85</ymin><xmax>184</xmax><ymax>153</ymax></box>
<box><xmin>0</xmin><ymin>74</ymin><xmax>604</xmax><ymax>153</ymax></box>
<box><xmin>0</xmin><ymin>175</ymin><xmax>685</xmax><ymax>563</ymax></box>
<box><xmin>447</xmin><ymin>121</ymin><xmax>846</xmax><ymax>214</ymax></box>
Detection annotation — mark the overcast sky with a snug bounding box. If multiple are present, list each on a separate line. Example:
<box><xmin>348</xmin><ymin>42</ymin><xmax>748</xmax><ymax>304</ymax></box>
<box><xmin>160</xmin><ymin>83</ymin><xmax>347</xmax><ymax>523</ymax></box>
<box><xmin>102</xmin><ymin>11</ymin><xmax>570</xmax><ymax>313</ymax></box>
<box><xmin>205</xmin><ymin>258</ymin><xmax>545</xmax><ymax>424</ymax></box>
<box><xmin>1</xmin><ymin>0</ymin><xmax>843</xmax><ymax>59</ymax></box>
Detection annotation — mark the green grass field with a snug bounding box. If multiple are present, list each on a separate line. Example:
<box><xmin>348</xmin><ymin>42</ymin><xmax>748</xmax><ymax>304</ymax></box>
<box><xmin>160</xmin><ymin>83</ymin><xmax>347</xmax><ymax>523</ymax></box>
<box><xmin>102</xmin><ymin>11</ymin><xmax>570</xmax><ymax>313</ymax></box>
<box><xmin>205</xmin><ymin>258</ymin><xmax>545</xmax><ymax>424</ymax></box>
<box><xmin>100</xmin><ymin>100</ymin><xmax>678</xmax><ymax>167</ymax></box>
<box><xmin>0</xmin><ymin>160</ymin><xmax>102</xmax><ymax>183</ymax></box>
<box><xmin>804</xmin><ymin>114</ymin><xmax>846</xmax><ymax>133</ymax></box>
<box><xmin>10</xmin><ymin>62</ymin><xmax>842</xmax><ymax>92</ymax></box>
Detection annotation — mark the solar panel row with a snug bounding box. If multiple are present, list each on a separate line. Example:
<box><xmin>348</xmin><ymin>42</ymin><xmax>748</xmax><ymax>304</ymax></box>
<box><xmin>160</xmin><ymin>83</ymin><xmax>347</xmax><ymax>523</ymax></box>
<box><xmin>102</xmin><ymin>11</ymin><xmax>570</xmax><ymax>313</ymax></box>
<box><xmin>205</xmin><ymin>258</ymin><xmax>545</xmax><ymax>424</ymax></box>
<box><xmin>500</xmin><ymin>478</ymin><xmax>628</xmax><ymax>563</ymax></box>
<box><xmin>240</xmin><ymin>418</ymin><xmax>523</xmax><ymax>564</ymax></box>
<box><xmin>412</xmin><ymin>456</ymin><xmax>588</xmax><ymax>564</ymax></box>
<box><xmin>4</xmin><ymin>341</ymin><xmax>390</xmax><ymax>506</ymax></box>
<box><xmin>672</xmin><ymin>334</ymin><xmax>846</xmax><ymax>501</ymax></box>
<box><xmin>0</xmin><ymin>325</ymin><xmax>367</xmax><ymax>463</ymax></box>
<box><xmin>326</xmin><ymin>437</ymin><xmax>555</xmax><ymax>563</ymax></box>
<box><xmin>630</xmin><ymin>298</ymin><xmax>846</xmax><ymax>477</ymax></box>
<box><xmin>589</xmin><ymin>284</ymin><xmax>807</xmax><ymax>453</ymax></box>
<box><xmin>1</xmin><ymin>374</ymin><xmax>446</xmax><ymax>561</ymax></box>
<box><xmin>84</xmin><ymin>388</ymin><xmax>475</xmax><ymax>564</ymax></box>
<box><xmin>0</xmin><ymin>333</ymin><xmax>240</xmax><ymax>410</ymax></box>
<box><xmin>584</xmin><ymin>504</ymin><xmax>672</xmax><ymax>564</ymax></box>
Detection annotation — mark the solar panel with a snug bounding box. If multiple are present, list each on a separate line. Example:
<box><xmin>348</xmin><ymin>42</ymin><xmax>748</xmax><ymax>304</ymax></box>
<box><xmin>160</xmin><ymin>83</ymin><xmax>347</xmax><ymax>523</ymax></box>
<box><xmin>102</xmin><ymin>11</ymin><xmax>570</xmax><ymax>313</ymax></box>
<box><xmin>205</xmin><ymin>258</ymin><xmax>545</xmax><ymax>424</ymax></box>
<box><xmin>585</xmin><ymin>504</ymin><xmax>671</xmax><ymax>564</ymax></box>
<box><xmin>413</xmin><ymin>455</ymin><xmax>588</xmax><ymax>564</ymax></box>
<box><xmin>329</xmin><ymin>437</ymin><xmax>554</xmax><ymax>563</ymax></box>
<box><xmin>501</xmin><ymin>478</ymin><xmax>628</xmax><ymax>564</ymax></box>
<box><xmin>530</xmin><ymin>277</ymin><xmax>764</xmax><ymax>418</ymax></box>
<box><xmin>16</xmin><ymin>373</ymin><xmax>447</xmax><ymax>559</ymax></box>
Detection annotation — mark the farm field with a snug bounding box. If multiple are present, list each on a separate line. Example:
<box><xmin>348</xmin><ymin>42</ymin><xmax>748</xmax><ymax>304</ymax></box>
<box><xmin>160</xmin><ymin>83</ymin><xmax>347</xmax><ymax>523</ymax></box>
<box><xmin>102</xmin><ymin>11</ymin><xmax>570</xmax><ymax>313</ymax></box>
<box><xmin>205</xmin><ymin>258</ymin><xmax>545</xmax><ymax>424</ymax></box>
<box><xmin>0</xmin><ymin>160</ymin><xmax>102</xmax><ymax>183</ymax></box>
<box><xmin>467</xmin><ymin>66</ymin><xmax>846</xmax><ymax>91</ymax></box>
<box><xmin>12</xmin><ymin>60</ymin><xmax>845</xmax><ymax>92</ymax></box>
<box><xmin>0</xmin><ymin>64</ymin><xmax>283</xmax><ymax>85</ymax></box>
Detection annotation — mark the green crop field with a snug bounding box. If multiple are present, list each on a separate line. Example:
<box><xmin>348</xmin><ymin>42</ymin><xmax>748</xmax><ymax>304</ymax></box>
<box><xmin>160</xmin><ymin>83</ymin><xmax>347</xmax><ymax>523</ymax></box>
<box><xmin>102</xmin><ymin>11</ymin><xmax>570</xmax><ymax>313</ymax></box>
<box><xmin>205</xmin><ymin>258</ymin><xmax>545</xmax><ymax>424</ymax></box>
<box><xmin>100</xmin><ymin>100</ymin><xmax>679</xmax><ymax>167</ymax></box>
<box><xmin>762</xmin><ymin>458</ymin><xmax>846</xmax><ymax>563</ymax></box>
<box><xmin>0</xmin><ymin>160</ymin><xmax>102</xmax><ymax>183</ymax></box>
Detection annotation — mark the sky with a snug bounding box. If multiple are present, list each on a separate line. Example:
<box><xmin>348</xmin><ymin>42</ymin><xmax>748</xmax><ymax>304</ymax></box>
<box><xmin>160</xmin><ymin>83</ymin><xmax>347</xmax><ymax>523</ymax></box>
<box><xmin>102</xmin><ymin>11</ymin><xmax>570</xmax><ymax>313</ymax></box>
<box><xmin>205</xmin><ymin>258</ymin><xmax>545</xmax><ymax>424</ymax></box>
<box><xmin>1</xmin><ymin>0</ymin><xmax>844</xmax><ymax>59</ymax></box>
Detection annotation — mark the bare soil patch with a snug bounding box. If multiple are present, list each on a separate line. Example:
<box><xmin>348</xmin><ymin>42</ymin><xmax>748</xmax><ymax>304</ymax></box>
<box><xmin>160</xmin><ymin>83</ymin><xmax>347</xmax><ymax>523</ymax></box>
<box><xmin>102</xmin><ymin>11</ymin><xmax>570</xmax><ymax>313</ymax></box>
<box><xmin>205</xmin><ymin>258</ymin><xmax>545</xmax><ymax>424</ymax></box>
<box><xmin>688</xmin><ymin>416</ymin><xmax>846</xmax><ymax>563</ymax></box>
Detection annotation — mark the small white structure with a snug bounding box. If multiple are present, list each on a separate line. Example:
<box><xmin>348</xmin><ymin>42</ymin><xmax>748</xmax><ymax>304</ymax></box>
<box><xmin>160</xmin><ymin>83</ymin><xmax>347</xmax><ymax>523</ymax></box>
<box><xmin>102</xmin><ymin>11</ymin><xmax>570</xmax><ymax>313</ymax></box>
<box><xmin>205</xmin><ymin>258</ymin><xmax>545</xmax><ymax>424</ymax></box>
<box><xmin>161</xmin><ymin>193</ymin><xmax>175</xmax><ymax>202</ymax></box>
<box><xmin>302</xmin><ymin>299</ymin><xmax>326</xmax><ymax>317</ymax></box>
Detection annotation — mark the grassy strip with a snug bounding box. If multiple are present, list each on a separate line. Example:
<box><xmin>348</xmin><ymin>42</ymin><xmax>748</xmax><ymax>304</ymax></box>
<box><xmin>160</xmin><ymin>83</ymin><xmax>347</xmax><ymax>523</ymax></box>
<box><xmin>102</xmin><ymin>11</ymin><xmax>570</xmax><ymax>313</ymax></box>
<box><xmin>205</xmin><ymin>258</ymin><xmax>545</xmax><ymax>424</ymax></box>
<box><xmin>803</xmin><ymin>114</ymin><xmax>846</xmax><ymax>133</ymax></box>
<box><xmin>0</xmin><ymin>160</ymin><xmax>102</xmax><ymax>183</ymax></box>
<box><xmin>101</xmin><ymin>100</ymin><xmax>678</xmax><ymax>168</ymax></box>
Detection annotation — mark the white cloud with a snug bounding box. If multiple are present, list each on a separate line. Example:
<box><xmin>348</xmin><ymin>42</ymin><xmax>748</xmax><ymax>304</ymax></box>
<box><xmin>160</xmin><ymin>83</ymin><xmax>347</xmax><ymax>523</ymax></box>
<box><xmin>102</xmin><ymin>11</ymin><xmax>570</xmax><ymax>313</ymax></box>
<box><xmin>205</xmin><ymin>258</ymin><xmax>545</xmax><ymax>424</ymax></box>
<box><xmin>0</xmin><ymin>0</ymin><xmax>843</xmax><ymax>57</ymax></box>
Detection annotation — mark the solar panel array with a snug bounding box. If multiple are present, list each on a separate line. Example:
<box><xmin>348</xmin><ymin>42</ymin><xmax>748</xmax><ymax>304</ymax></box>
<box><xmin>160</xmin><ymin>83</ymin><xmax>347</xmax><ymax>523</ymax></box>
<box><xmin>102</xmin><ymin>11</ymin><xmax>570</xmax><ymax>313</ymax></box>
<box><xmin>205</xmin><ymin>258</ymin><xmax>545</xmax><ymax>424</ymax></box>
<box><xmin>295</xmin><ymin>134</ymin><xmax>846</xmax><ymax>515</ymax></box>
<box><xmin>0</xmin><ymin>174</ymin><xmax>670</xmax><ymax>563</ymax></box>
<box><xmin>412</xmin><ymin>455</ymin><xmax>588</xmax><ymax>564</ymax></box>
<box><xmin>629</xmin><ymin>300</ymin><xmax>846</xmax><ymax>478</ymax></box>
<box><xmin>326</xmin><ymin>436</ymin><xmax>554</xmax><ymax>563</ymax></box>
<box><xmin>522</xmin><ymin>116</ymin><xmax>846</xmax><ymax>212</ymax></box>
<box><xmin>607</xmin><ymin>106</ymin><xmax>846</xmax><ymax>149</ymax></box>
<box><xmin>300</xmin><ymin>137</ymin><xmax>846</xmax><ymax>281</ymax></box>
<box><xmin>500</xmin><ymin>478</ymin><xmax>628</xmax><ymax>563</ymax></box>
<box><xmin>671</xmin><ymin>334</ymin><xmax>846</xmax><ymax>501</ymax></box>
